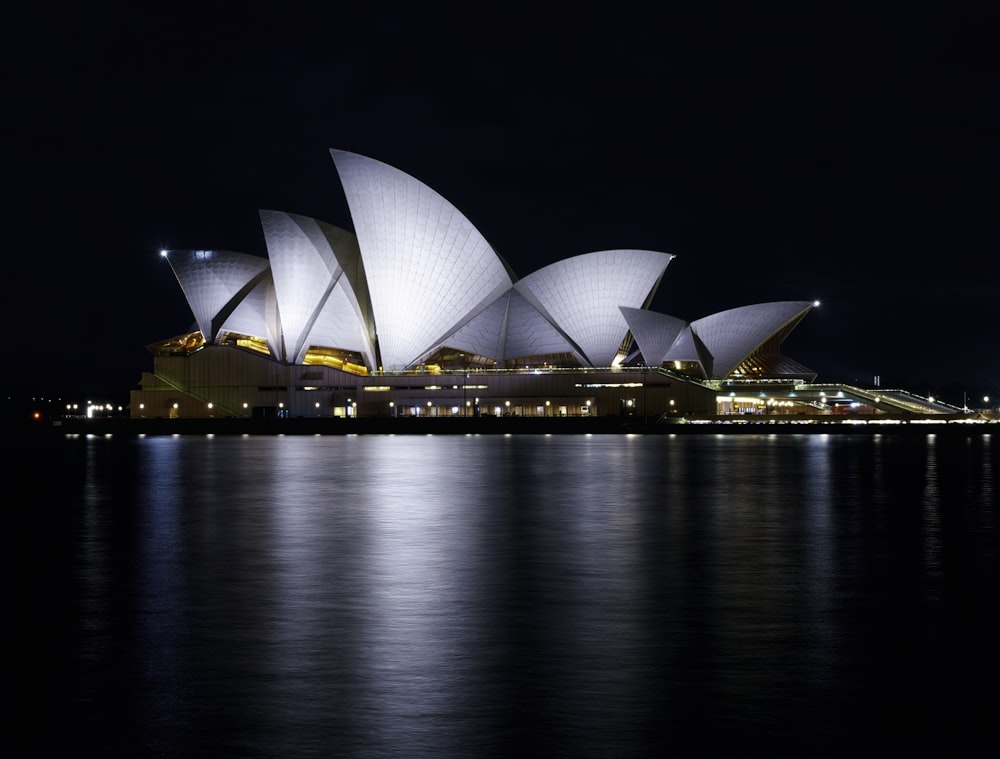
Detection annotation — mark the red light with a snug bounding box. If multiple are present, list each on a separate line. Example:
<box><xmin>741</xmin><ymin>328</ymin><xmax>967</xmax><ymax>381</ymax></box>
<box><xmin>32</xmin><ymin>411</ymin><xmax>41</xmax><ymax>420</ymax></box>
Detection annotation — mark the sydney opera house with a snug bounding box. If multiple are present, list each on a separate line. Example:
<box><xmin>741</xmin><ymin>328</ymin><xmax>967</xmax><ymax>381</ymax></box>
<box><xmin>130</xmin><ymin>150</ymin><xmax>826</xmax><ymax>421</ymax></box>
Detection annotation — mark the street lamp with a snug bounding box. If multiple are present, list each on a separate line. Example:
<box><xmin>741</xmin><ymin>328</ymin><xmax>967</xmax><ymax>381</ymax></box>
<box><xmin>642</xmin><ymin>364</ymin><xmax>648</xmax><ymax>424</ymax></box>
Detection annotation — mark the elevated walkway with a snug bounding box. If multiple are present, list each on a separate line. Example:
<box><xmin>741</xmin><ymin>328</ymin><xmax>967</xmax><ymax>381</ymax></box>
<box><xmin>795</xmin><ymin>384</ymin><xmax>963</xmax><ymax>415</ymax></box>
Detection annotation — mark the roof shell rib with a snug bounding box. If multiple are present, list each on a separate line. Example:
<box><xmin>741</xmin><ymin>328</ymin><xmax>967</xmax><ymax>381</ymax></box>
<box><xmin>515</xmin><ymin>250</ymin><xmax>674</xmax><ymax>367</ymax></box>
<box><xmin>330</xmin><ymin>149</ymin><xmax>514</xmax><ymax>370</ymax></box>
<box><xmin>690</xmin><ymin>301</ymin><xmax>816</xmax><ymax>378</ymax></box>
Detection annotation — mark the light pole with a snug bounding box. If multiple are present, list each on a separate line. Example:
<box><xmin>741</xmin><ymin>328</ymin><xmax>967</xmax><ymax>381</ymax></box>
<box><xmin>642</xmin><ymin>364</ymin><xmax>648</xmax><ymax>425</ymax></box>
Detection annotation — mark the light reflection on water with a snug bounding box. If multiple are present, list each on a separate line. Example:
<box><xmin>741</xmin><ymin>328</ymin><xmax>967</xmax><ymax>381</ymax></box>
<box><xmin>25</xmin><ymin>433</ymin><xmax>999</xmax><ymax>757</ymax></box>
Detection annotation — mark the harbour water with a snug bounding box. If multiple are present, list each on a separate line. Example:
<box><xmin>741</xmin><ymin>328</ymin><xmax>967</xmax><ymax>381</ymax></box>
<box><xmin>17</xmin><ymin>431</ymin><xmax>998</xmax><ymax>757</ymax></box>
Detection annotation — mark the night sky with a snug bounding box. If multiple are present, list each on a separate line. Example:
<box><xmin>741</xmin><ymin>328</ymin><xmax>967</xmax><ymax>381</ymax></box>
<box><xmin>9</xmin><ymin>3</ymin><xmax>998</xmax><ymax>401</ymax></box>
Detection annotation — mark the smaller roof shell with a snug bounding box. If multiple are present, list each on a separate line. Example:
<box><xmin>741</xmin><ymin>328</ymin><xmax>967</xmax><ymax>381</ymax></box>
<box><xmin>164</xmin><ymin>249</ymin><xmax>271</xmax><ymax>344</ymax></box>
<box><xmin>515</xmin><ymin>250</ymin><xmax>674</xmax><ymax>367</ymax></box>
<box><xmin>690</xmin><ymin>301</ymin><xmax>816</xmax><ymax>378</ymax></box>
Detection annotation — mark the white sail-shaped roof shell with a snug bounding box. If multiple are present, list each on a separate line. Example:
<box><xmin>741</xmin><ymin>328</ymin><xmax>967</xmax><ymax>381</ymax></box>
<box><xmin>515</xmin><ymin>250</ymin><xmax>673</xmax><ymax>367</ymax></box>
<box><xmin>259</xmin><ymin>210</ymin><xmax>375</xmax><ymax>365</ymax></box>
<box><xmin>422</xmin><ymin>291</ymin><xmax>512</xmax><ymax>363</ymax></box>
<box><xmin>663</xmin><ymin>326</ymin><xmax>713</xmax><ymax>376</ymax></box>
<box><xmin>330</xmin><ymin>149</ymin><xmax>514</xmax><ymax>370</ymax></box>
<box><xmin>216</xmin><ymin>276</ymin><xmax>281</xmax><ymax>356</ymax></box>
<box><xmin>690</xmin><ymin>301</ymin><xmax>815</xmax><ymax>379</ymax></box>
<box><xmin>297</xmin><ymin>285</ymin><xmax>375</xmax><ymax>365</ymax></box>
<box><xmin>164</xmin><ymin>250</ymin><xmax>271</xmax><ymax>343</ymax></box>
<box><xmin>619</xmin><ymin>307</ymin><xmax>688</xmax><ymax>365</ymax></box>
<box><xmin>502</xmin><ymin>290</ymin><xmax>580</xmax><ymax>363</ymax></box>
<box><xmin>418</xmin><ymin>287</ymin><xmax>583</xmax><ymax>367</ymax></box>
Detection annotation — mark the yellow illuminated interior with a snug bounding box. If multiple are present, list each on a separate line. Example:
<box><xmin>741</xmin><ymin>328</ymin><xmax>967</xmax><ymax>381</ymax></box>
<box><xmin>150</xmin><ymin>331</ymin><xmax>206</xmax><ymax>356</ymax></box>
<box><xmin>219</xmin><ymin>332</ymin><xmax>272</xmax><ymax>356</ymax></box>
<box><xmin>303</xmin><ymin>347</ymin><xmax>369</xmax><ymax>376</ymax></box>
<box><xmin>421</xmin><ymin>347</ymin><xmax>495</xmax><ymax>370</ymax></box>
<box><xmin>664</xmin><ymin>360</ymin><xmax>706</xmax><ymax>379</ymax></box>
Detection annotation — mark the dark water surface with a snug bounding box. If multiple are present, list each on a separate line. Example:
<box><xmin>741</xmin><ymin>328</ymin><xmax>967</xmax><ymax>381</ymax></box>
<box><xmin>17</xmin><ymin>432</ymin><xmax>999</xmax><ymax>757</ymax></box>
